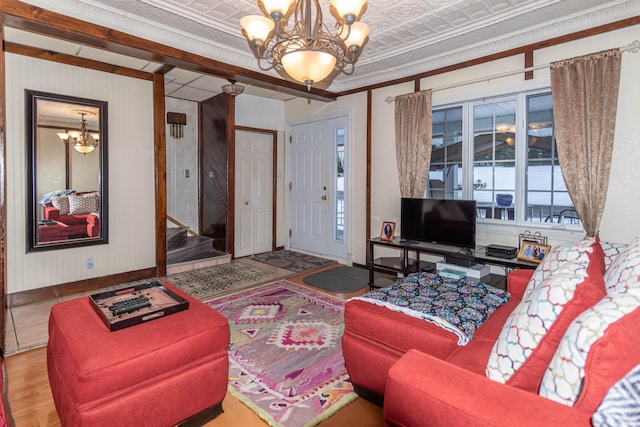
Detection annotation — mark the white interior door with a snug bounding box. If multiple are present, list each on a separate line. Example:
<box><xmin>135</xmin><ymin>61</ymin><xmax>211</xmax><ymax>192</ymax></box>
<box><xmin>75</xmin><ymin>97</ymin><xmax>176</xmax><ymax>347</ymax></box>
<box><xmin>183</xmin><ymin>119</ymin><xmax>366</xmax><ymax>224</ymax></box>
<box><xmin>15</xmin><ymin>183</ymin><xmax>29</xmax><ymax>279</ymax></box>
<box><xmin>235</xmin><ymin>130</ymin><xmax>273</xmax><ymax>257</ymax></box>
<box><xmin>289</xmin><ymin>116</ymin><xmax>348</xmax><ymax>259</ymax></box>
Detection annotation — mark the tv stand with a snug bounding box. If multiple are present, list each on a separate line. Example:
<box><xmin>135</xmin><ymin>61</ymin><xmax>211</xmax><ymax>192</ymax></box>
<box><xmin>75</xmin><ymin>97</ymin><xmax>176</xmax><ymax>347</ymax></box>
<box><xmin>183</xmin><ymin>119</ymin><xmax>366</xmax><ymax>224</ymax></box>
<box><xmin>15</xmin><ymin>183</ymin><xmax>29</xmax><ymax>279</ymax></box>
<box><xmin>368</xmin><ymin>237</ymin><xmax>538</xmax><ymax>290</ymax></box>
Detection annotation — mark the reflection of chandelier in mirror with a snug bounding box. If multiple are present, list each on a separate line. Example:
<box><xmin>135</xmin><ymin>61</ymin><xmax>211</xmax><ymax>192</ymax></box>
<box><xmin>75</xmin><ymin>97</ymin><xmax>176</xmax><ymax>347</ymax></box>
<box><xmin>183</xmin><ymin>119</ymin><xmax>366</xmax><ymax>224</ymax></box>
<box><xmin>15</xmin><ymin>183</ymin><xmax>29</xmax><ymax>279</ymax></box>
<box><xmin>240</xmin><ymin>0</ymin><xmax>369</xmax><ymax>90</ymax></box>
<box><xmin>57</xmin><ymin>111</ymin><xmax>99</xmax><ymax>154</ymax></box>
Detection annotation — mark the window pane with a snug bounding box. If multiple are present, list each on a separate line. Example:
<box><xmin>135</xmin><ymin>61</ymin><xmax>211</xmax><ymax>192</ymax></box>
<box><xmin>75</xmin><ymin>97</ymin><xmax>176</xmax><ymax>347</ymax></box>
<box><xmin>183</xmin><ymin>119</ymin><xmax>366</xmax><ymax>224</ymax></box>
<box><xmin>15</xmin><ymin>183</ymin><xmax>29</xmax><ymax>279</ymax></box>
<box><xmin>335</xmin><ymin>128</ymin><xmax>345</xmax><ymax>240</ymax></box>
<box><xmin>473</xmin><ymin>99</ymin><xmax>516</xmax><ymax>221</ymax></box>
<box><xmin>431</xmin><ymin>106</ymin><xmax>463</xmax><ymax>199</ymax></box>
<box><xmin>525</xmin><ymin>93</ymin><xmax>579</xmax><ymax>226</ymax></box>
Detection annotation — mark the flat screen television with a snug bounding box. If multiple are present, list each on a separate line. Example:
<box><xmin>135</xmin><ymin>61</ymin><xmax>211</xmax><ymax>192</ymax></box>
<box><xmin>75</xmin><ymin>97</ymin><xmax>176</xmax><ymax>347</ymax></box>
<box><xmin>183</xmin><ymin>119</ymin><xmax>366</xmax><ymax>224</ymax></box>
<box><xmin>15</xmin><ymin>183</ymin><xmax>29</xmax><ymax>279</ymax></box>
<box><xmin>400</xmin><ymin>198</ymin><xmax>477</xmax><ymax>249</ymax></box>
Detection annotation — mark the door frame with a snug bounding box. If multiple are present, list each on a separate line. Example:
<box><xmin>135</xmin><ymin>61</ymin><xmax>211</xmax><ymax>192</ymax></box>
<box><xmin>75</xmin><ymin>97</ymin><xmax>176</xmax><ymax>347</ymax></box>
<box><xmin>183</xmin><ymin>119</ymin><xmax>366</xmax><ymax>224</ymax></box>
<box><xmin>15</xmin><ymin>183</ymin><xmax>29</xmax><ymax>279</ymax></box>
<box><xmin>234</xmin><ymin>126</ymin><xmax>278</xmax><ymax>255</ymax></box>
<box><xmin>286</xmin><ymin>111</ymin><xmax>353</xmax><ymax>263</ymax></box>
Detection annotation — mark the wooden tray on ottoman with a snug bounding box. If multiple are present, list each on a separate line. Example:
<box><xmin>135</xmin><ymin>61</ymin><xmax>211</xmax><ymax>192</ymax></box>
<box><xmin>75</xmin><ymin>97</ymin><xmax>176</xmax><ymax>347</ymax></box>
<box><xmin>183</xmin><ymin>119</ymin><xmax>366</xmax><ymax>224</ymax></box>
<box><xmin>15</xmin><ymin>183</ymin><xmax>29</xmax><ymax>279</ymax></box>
<box><xmin>89</xmin><ymin>281</ymin><xmax>189</xmax><ymax>331</ymax></box>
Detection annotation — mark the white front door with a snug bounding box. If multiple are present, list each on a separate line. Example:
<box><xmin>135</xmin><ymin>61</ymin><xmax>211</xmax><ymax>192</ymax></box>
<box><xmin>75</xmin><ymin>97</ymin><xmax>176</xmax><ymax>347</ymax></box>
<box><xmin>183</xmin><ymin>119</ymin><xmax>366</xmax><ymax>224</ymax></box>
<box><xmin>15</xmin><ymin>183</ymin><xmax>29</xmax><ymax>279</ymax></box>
<box><xmin>234</xmin><ymin>130</ymin><xmax>273</xmax><ymax>257</ymax></box>
<box><xmin>289</xmin><ymin>116</ymin><xmax>348</xmax><ymax>259</ymax></box>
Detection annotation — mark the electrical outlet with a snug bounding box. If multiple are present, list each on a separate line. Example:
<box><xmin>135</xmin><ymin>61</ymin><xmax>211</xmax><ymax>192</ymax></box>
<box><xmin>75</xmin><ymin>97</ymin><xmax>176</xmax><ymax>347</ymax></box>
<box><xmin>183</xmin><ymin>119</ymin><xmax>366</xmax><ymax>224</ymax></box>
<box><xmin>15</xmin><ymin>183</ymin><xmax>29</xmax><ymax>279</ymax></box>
<box><xmin>87</xmin><ymin>256</ymin><xmax>94</xmax><ymax>269</ymax></box>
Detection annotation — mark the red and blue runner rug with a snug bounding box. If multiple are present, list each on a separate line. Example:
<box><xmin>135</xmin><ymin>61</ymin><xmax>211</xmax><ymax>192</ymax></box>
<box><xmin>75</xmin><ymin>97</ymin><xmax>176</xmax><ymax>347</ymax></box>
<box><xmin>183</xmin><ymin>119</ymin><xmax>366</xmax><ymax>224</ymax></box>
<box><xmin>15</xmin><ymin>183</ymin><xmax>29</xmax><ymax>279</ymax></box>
<box><xmin>208</xmin><ymin>280</ymin><xmax>356</xmax><ymax>426</ymax></box>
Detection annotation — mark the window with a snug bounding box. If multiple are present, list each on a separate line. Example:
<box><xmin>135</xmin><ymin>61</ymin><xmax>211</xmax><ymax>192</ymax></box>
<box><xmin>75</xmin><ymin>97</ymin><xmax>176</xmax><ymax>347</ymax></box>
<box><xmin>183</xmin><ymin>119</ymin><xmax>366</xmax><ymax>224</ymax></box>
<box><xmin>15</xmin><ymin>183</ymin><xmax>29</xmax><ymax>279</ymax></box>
<box><xmin>429</xmin><ymin>107</ymin><xmax>463</xmax><ymax>200</ymax></box>
<box><xmin>431</xmin><ymin>90</ymin><xmax>580</xmax><ymax>227</ymax></box>
<box><xmin>335</xmin><ymin>128</ymin><xmax>345</xmax><ymax>241</ymax></box>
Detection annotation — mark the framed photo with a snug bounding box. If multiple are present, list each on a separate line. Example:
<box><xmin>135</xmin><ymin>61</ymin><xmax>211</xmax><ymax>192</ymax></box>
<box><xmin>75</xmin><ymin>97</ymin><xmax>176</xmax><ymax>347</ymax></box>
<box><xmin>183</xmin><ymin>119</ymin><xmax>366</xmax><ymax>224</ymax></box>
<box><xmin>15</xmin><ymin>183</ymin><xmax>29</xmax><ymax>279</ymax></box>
<box><xmin>380</xmin><ymin>221</ymin><xmax>396</xmax><ymax>241</ymax></box>
<box><xmin>517</xmin><ymin>241</ymin><xmax>551</xmax><ymax>263</ymax></box>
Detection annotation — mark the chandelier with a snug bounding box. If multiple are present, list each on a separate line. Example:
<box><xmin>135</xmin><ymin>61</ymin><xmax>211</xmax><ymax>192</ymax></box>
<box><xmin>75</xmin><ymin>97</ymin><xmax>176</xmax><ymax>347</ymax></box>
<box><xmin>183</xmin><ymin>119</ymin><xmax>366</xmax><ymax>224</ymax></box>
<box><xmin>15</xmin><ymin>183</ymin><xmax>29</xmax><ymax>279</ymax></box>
<box><xmin>222</xmin><ymin>79</ymin><xmax>245</xmax><ymax>96</ymax></box>
<box><xmin>240</xmin><ymin>0</ymin><xmax>369</xmax><ymax>90</ymax></box>
<box><xmin>57</xmin><ymin>111</ymin><xmax>99</xmax><ymax>155</ymax></box>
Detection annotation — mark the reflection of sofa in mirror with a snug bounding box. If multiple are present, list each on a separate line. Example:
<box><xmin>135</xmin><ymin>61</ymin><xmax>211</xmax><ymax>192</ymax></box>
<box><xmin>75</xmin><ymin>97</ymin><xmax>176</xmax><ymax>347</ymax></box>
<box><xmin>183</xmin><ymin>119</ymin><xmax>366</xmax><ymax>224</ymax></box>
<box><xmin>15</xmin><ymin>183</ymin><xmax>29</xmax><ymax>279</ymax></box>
<box><xmin>42</xmin><ymin>192</ymin><xmax>100</xmax><ymax>238</ymax></box>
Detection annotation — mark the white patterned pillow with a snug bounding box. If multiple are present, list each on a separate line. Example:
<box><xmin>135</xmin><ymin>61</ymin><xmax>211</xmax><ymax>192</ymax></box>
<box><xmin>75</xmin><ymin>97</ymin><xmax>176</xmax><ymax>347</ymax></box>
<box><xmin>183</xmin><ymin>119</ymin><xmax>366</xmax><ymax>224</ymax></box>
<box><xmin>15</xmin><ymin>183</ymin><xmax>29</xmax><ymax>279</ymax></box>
<box><xmin>540</xmin><ymin>292</ymin><xmax>640</xmax><ymax>406</ymax></box>
<box><xmin>486</xmin><ymin>238</ymin><xmax>605</xmax><ymax>390</ymax></box>
<box><xmin>50</xmin><ymin>196</ymin><xmax>70</xmax><ymax>215</ymax></box>
<box><xmin>603</xmin><ymin>237</ymin><xmax>640</xmax><ymax>295</ymax></box>
<box><xmin>68</xmin><ymin>194</ymin><xmax>99</xmax><ymax>214</ymax></box>
<box><xmin>601</xmin><ymin>241</ymin><xmax>628</xmax><ymax>270</ymax></box>
<box><xmin>523</xmin><ymin>238</ymin><xmax>598</xmax><ymax>301</ymax></box>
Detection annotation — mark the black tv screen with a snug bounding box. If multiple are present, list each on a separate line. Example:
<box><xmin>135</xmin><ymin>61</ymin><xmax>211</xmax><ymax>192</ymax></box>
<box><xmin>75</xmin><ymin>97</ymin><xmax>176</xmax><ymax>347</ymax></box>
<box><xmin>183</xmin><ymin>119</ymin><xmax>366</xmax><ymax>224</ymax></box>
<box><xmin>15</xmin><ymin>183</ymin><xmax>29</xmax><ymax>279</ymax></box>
<box><xmin>400</xmin><ymin>198</ymin><xmax>476</xmax><ymax>249</ymax></box>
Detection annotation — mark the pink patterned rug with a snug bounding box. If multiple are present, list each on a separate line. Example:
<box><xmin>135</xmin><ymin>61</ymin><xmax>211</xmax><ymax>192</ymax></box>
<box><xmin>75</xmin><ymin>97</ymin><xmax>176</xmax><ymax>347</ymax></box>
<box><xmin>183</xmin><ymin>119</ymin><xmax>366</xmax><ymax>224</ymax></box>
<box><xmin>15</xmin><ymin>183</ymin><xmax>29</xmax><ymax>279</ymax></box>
<box><xmin>208</xmin><ymin>280</ymin><xmax>356</xmax><ymax>426</ymax></box>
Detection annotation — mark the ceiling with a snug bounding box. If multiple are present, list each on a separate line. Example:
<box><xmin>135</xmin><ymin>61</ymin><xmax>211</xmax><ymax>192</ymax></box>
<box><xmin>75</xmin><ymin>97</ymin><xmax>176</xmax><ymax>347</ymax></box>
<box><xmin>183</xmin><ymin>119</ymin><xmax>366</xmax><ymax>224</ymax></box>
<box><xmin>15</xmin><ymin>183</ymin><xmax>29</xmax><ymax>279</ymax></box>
<box><xmin>8</xmin><ymin>0</ymin><xmax>640</xmax><ymax>102</ymax></box>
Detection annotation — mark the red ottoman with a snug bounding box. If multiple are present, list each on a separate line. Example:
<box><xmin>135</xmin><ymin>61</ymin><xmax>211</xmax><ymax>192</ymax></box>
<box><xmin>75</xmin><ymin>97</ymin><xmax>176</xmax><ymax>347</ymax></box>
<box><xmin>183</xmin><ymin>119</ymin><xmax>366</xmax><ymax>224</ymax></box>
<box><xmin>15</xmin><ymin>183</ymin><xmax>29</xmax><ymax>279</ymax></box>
<box><xmin>47</xmin><ymin>282</ymin><xmax>229</xmax><ymax>427</ymax></box>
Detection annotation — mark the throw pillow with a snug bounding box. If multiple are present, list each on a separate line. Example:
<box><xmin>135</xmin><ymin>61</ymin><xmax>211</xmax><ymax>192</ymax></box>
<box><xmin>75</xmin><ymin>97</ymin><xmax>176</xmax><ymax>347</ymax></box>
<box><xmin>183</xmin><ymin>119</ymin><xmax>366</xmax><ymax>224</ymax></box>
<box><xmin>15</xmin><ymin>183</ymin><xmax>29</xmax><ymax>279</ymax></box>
<box><xmin>68</xmin><ymin>194</ymin><xmax>99</xmax><ymax>215</ymax></box>
<box><xmin>485</xmin><ymin>237</ymin><xmax>606</xmax><ymax>392</ymax></box>
<box><xmin>540</xmin><ymin>293</ymin><xmax>640</xmax><ymax>411</ymax></box>
<box><xmin>521</xmin><ymin>237</ymin><xmax>602</xmax><ymax>302</ymax></box>
<box><xmin>50</xmin><ymin>196</ymin><xmax>70</xmax><ymax>216</ymax></box>
<box><xmin>601</xmin><ymin>240</ymin><xmax>628</xmax><ymax>271</ymax></box>
<box><xmin>592</xmin><ymin>364</ymin><xmax>640</xmax><ymax>427</ymax></box>
<box><xmin>603</xmin><ymin>236</ymin><xmax>640</xmax><ymax>295</ymax></box>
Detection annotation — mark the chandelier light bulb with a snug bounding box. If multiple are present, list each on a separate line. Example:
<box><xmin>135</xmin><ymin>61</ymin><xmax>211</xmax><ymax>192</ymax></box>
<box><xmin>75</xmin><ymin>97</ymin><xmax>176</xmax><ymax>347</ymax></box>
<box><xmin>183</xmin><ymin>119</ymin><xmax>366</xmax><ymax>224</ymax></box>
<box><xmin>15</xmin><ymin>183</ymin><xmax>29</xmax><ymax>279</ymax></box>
<box><xmin>330</xmin><ymin>0</ymin><xmax>367</xmax><ymax>24</ymax></box>
<box><xmin>261</xmin><ymin>0</ymin><xmax>295</xmax><ymax>19</ymax></box>
<box><xmin>241</xmin><ymin>15</ymin><xmax>275</xmax><ymax>46</ymax></box>
<box><xmin>342</xmin><ymin>21</ymin><xmax>369</xmax><ymax>49</ymax></box>
<box><xmin>281</xmin><ymin>49</ymin><xmax>337</xmax><ymax>89</ymax></box>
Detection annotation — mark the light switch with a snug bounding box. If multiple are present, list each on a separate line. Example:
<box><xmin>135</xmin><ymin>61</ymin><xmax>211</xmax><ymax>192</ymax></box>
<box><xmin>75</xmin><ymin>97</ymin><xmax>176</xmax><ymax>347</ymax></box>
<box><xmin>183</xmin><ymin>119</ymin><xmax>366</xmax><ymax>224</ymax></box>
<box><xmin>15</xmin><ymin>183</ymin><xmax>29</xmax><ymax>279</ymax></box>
<box><xmin>184</xmin><ymin>169</ymin><xmax>190</xmax><ymax>178</ymax></box>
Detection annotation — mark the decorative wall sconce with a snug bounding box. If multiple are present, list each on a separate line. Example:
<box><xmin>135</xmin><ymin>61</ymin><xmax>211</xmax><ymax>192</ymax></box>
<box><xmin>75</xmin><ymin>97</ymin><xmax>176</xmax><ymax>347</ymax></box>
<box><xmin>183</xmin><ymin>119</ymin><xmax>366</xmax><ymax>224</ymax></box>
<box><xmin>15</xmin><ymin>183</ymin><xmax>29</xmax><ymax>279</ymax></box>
<box><xmin>167</xmin><ymin>112</ymin><xmax>187</xmax><ymax>139</ymax></box>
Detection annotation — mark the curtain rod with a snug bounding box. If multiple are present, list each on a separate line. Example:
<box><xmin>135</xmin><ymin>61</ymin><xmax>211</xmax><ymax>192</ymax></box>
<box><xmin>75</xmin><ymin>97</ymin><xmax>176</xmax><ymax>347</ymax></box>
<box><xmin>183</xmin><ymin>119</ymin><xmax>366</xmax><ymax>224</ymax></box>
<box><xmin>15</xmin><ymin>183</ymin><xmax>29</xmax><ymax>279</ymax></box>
<box><xmin>385</xmin><ymin>39</ymin><xmax>640</xmax><ymax>104</ymax></box>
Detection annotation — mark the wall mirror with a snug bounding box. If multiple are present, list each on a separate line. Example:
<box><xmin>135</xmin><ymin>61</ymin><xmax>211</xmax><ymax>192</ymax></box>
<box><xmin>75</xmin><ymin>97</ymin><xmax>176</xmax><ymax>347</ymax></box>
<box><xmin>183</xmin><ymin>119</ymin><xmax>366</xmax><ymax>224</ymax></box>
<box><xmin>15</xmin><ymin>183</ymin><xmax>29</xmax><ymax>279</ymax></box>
<box><xmin>26</xmin><ymin>90</ymin><xmax>108</xmax><ymax>252</ymax></box>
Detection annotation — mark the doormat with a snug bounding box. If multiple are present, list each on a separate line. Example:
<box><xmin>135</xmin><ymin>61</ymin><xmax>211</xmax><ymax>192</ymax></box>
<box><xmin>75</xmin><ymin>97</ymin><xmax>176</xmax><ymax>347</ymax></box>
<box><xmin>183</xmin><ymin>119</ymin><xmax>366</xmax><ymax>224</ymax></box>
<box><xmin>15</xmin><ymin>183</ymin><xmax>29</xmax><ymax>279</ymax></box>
<box><xmin>250</xmin><ymin>250</ymin><xmax>335</xmax><ymax>273</ymax></box>
<box><xmin>303</xmin><ymin>266</ymin><xmax>381</xmax><ymax>293</ymax></box>
<box><xmin>208</xmin><ymin>281</ymin><xmax>356</xmax><ymax>427</ymax></box>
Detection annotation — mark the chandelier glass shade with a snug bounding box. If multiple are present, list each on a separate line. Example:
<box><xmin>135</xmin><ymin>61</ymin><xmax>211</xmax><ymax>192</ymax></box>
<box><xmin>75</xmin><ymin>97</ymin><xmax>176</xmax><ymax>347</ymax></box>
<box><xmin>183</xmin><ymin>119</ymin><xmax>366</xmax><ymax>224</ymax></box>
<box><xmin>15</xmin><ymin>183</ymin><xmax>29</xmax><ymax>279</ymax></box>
<box><xmin>57</xmin><ymin>112</ymin><xmax>99</xmax><ymax>154</ymax></box>
<box><xmin>222</xmin><ymin>79</ymin><xmax>246</xmax><ymax>96</ymax></box>
<box><xmin>241</xmin><ymin>0</ymin><xmax>369</xmax><ymax>90</ymax></box>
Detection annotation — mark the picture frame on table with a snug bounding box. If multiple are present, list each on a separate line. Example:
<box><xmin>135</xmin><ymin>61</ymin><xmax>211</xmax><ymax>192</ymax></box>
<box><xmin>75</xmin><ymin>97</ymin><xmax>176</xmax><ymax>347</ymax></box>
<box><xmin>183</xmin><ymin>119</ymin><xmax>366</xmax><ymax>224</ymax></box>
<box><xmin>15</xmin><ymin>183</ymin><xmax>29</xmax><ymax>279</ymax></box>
<box><xmin>517</xmin><ymin>241</ymin><xmax>551</xmax><ymax>263</ymax></box>
<box><xmin>380</xmin><ymin>221</ymin><xmax>396</xmax><ymax>241</ymax></box>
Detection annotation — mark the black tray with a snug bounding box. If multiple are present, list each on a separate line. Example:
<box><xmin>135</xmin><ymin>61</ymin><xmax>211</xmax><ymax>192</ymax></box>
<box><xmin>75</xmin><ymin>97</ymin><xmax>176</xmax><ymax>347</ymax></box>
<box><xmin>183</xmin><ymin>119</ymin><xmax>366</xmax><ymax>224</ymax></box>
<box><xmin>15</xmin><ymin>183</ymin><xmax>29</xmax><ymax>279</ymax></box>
<box><xmin>89</xmin><ymin>281</ymin><xmax>189</xmax><ymax>331</ymax></box>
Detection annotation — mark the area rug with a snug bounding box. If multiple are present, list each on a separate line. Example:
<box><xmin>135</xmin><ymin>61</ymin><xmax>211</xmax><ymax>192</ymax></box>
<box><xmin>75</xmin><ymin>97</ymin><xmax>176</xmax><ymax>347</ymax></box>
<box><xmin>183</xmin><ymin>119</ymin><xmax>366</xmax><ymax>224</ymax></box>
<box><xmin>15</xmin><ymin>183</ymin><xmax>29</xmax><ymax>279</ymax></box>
<box><xmin>111</xmin><ymin>259</ymin><xmax>293</xmax><ymax>302</ymax></box>
<box><xmin>208</xmin><ymin>281</ymin><xmax>356</xmax><ymax>427</ymax></box>
<box><xmin>250</xmin><ymin>250</ymin><xmax>335</xmax><ymax>273</ymax></box>
<box><xmin>303</xmin><ymin>266</ymin><xmax>381</xmax><ymax>293</ymax></box>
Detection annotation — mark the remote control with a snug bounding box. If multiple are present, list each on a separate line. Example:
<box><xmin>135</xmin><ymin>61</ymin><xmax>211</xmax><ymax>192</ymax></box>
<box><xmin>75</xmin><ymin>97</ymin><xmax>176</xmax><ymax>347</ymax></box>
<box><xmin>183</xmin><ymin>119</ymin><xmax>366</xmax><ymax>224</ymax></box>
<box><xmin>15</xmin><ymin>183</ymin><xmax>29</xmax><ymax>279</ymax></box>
<box><xmin>108</xmin><ymin>296</ymin><xmax>151</xmax><ymax>315</ymax></box>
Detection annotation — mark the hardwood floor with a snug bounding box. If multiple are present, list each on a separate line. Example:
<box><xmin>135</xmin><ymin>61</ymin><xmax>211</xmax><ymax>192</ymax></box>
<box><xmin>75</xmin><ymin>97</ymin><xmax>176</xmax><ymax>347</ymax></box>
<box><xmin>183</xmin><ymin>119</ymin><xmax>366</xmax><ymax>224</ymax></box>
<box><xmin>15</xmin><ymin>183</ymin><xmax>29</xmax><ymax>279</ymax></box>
<box><xmin>4</xmin><ymin>265</ymin><xmax>384</xmax><ymax>426</ymax></box>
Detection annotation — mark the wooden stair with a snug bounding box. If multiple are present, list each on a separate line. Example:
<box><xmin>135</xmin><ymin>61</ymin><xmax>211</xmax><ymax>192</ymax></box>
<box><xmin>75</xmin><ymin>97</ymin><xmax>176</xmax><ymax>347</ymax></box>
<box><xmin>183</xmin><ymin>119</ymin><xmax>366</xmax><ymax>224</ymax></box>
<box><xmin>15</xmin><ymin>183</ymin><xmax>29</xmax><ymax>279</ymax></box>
<box><xmin>167</xmin><ymin>227</ymin><xmax>228</xmax><ymax>266</ymax></box>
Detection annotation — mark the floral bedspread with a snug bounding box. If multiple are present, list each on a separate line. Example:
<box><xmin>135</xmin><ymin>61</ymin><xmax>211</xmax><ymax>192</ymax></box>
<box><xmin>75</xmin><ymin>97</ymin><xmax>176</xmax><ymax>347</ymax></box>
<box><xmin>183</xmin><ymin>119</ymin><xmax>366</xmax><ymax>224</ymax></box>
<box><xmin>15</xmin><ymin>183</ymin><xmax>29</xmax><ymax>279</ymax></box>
<box><xmin>351</xmin><ymin>272</ymin><xmax>511</xmax><ymax>345</ymax></box>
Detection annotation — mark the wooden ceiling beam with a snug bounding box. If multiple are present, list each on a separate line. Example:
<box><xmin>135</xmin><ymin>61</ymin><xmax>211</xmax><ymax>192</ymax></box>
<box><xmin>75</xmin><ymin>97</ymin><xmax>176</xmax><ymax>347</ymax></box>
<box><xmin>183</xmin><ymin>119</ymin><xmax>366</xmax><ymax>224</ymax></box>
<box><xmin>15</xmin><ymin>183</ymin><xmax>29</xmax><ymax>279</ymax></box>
<box><xmin>4</xmin><ymin>42</ymin><xmax>154</xmax><ymax>80</ymax></box>
<box><xmin>0</xmin><ymin>0</ymin><xmax>337</xmax><ymax>102</ymax></box>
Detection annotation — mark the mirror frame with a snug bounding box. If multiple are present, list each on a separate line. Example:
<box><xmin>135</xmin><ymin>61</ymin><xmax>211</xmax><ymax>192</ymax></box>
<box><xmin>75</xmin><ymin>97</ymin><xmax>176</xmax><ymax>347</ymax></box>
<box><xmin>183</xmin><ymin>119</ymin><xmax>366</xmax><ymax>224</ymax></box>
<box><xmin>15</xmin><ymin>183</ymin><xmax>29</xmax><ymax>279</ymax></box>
<box><xmin>26</xmin><ymin>90</ymin><xmax>109</xmax><ymax>252</ymax></box>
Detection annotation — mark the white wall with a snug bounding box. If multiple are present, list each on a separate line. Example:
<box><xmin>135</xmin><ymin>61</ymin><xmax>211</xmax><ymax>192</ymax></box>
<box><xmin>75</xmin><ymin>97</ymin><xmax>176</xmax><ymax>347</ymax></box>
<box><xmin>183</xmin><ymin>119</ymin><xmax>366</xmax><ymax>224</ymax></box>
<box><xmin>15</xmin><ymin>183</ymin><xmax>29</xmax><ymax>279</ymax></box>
<box><xmin>165</xmin><ymin>97</ymin><xmax>199</xmax><ymax>233</ymax></box>
<box><xmin>6</xmin><ymin>54</ymin><xmax>156</xmax><ymax>294</ymax></box>
<box><xmin>283</xmin><ymin>25</ymin><xmax>640</xmax><ymax>266</ymax></box>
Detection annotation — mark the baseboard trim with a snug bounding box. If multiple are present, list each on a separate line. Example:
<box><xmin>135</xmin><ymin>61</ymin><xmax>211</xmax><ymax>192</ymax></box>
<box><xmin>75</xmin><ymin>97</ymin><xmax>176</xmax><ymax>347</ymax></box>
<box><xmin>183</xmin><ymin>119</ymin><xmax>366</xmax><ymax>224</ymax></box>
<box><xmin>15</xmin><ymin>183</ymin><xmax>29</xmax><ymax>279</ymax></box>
<box><xmin>6</xmin><ymin>267</ymin><xmax>157</xmax><ymax>307</ymax></box>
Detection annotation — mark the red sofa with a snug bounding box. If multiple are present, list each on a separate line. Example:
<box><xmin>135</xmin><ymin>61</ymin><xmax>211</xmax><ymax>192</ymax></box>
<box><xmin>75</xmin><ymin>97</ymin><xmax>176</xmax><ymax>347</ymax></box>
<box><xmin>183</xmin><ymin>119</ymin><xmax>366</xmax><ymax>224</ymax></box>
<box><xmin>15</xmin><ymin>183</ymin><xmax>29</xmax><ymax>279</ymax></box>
<box><xmin>44</xmin><ymin>206</ymin><xmax>99</xmax><ymax>238</ymax></box>
<box><xmin>342</xmin><ymin>269</ymin><xmax>531</xmax><ymax>402</ymax></box>
<box><xmin>343</xmin><ymin>237</ymin><xmax>640</xmax><ymax>426</ymax></box>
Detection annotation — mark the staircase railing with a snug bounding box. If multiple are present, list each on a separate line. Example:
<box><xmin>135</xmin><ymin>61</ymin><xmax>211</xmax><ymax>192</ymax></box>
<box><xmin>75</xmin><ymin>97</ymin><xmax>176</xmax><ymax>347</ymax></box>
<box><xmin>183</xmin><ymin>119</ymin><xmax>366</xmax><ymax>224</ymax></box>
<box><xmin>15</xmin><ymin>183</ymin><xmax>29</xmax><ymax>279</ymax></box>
<box><xmin>167</xmin><ymin>215</ymin><xmax>198</xmax><ymax>236</ymax></box>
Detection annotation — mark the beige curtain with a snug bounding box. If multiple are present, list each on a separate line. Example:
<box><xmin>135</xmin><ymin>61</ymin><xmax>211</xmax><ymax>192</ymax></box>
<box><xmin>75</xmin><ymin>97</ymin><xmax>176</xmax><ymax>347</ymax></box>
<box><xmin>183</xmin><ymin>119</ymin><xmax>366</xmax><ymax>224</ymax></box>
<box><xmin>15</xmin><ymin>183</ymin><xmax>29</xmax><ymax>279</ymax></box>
<box><xmin>550</xmin><ymin>49</ymin><xmax>621</xmax><ymax>237</ymax></box>
<box><xmin>395</xmin><ymin>90</ymin><xmax>432</xmax><ymax>198</ymax></box>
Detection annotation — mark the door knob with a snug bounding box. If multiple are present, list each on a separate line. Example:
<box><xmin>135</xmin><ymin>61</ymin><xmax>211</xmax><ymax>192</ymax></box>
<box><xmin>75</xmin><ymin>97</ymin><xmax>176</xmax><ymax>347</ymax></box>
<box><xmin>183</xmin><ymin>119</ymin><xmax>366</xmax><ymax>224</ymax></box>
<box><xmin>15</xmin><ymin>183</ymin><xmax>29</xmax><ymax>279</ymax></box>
<box><xmin>321</xmin><ymin>195</ymin><xmax>327</xmax><ymax>200</ymax></box>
